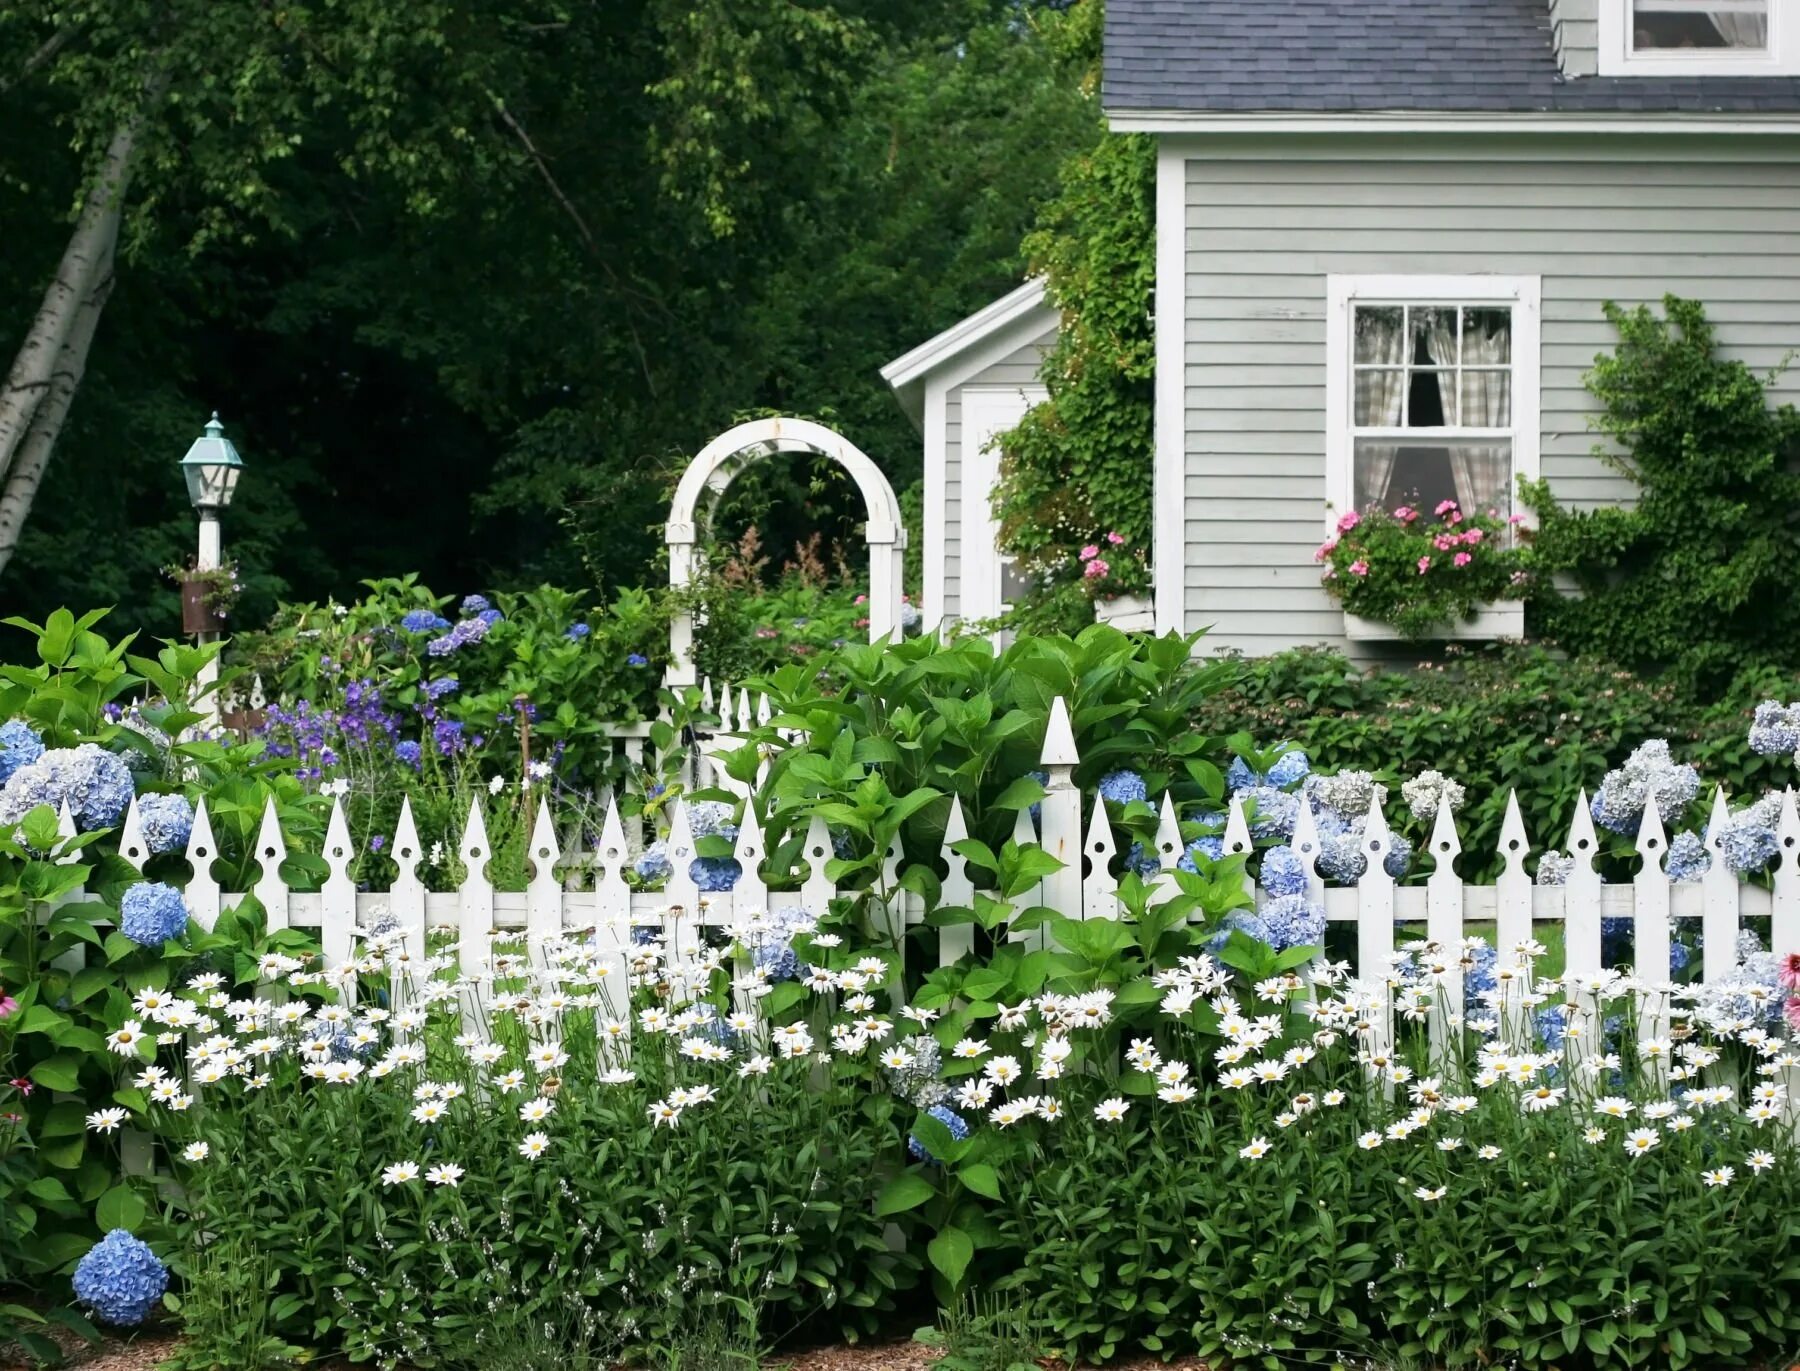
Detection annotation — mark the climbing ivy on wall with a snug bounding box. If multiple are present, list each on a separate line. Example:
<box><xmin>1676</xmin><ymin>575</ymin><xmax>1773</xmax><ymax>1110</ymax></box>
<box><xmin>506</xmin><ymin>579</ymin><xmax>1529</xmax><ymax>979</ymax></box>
<box><xmin>991</xmin><ymin>0</ymin><xmax>1155</xmax><ymax>631</ymax></box>
<box><xmin>1524</xmin><ymin>295</ymin><xmax>1800</xmax><ymax>693</ymax></box>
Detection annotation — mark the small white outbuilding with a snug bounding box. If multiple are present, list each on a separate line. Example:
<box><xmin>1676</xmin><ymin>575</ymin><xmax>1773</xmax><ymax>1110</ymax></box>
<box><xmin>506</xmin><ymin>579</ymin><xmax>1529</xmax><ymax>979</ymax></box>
<box><xmin>881</xmin><ymin>280</ymin><xmax>1057</xmax><ymax>632</ymax></box>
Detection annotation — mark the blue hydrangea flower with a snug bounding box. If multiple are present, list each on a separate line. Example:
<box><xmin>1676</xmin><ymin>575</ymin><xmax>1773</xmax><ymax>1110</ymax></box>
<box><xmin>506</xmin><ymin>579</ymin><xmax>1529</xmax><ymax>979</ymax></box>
<box><xmin>1097</xmin><ymin>770</ymin><xmax>1148</xmax><ymax>806</ymax></box>
<box><xmin>460</xmin><ymin>594</ymin><xmax>490</xmax><ymax>615</ymax></box>
<box><xmin>1463</xmin><ymin>942</ymin><xmax>1499</xmax><ymax>998</ymax></box>
<box><xmin>899</xmin><ymin>601</ymin><xmax>921</xmax><ymax>631</ymax></box>
<box><xmin>566</xmin><ymin>623</ymin><xmax>592</xmax><ymax>640</ymax></box>
<box><xmin>1748</xmin><ymin>699</ymin><xmax>1800</xmax><ymax>757</ymax></box>
<box><xmin>119</xmin><ymin>882</ymin><xmax>189</xmax><ymax>947</ymax></box>
<box><xmin>424</xmin><ymin>677</ymin><xmax>459</xmax><ymax>700</ymax></box>
<box><xmin>1266</xmin><ymin>749</ymin><xmax>1311</xmax><ymax>789</ymax></box>
<box><xmin>1590</xmin><ymin>740</ymin><xmax>1700</xmax><ymax>835</ymax></box>
<box><xmin>1258</xmin><ymin>894</ymin><xmax>1326</xmax><ymax>951</ymax></box>
<box><xmin>73</xmin><ymin>1230</ymin><xmax>167</xmax><ymax>1326</ymax></box>
<box><xmin>0</xmin><ymin>744</ymin><xmax>133</xmax><ymax>829</ymax></box>
<box><xmin>400</xmin><ymin>609</ymin><xmax>448</xmax><ymax>634</ymax></box>
<box><xmin>692</xmin><ymin>857</ymin><xmax>741</xmax><ymax>892</ymax></box>
<box><xmin>634</xmin><ymin>841</ymin><xmax>673</xmax><ymax>883</ymax></box>
<box><xmin>1241</xmin><ymin>785</ymin><xmax>1298</xmax><ymax>841</ymax></box>
<box><xmin>1668</xmin><ymin>939</ymin><xmax>1692</xmax><ymax>974</ymax></box>
<box><xmin>394</xmin><ymin>740</ymin><xmax>423</xmax><ymax>770</ymax></box>
<box><xmin>477</xmin><ymin>608</ymin><xmax>504</xmax><ymax>627</ymax></box>
<box><xmin>626</xmin><ymin>652</ymin><xmax>648</xmax><ymax>666</ymax></box>
<box><xmin>1226</xmin><ymin>756</ymin><xmax>1259</xmax><ymax>794</ymax></box>
<box><xmin>1712</xmin><ymin>794</ymin><xmax>1781</xmax><ymax>875</ymax></box>
<box><xmin>1665</xmin><ymin>830</ymin><xmax>1710</xmax><ymax>883</ymax></box>
<box><xmin>1177</xmin><ymin>834</ymin><xmax>1225</xmax><ymax>872</ymax></box>
<box><xmin>1259</xmin><ymin>844</ymin><xmax>1310</xmax><ymax>896</ymax></box>
<box><xmin>1123</xmin><ymin>840</ymin><xmax>1161</xmax><ymax>878</ymax></box>
<box><xmin>0</xmin><ymin>720</ymin><xmax>45</xmax><ymax>785</ymax></box>
<box><xmin>1536</xmin><ymin>850</ymin><xmax>1574</xmax><ymax>887</ymax></box>
<box><xmin>907</xmin><ymin>1105</ymin><xmax>970</xmax><ymax>1163</ymax></box>
<box><xmin>754</xmin><ymin>941</ymin><xmax>800</xmax><ymax>982</ymax></box>
<box><xmin>138</xmin><ymin>793</ymin><xmax>194</xmax><ymax>856</ymax></box>
<box><xmin>1384</xmin><ymin>832</ymin><xmax>1413</xmax><ymax>879</ymax></box>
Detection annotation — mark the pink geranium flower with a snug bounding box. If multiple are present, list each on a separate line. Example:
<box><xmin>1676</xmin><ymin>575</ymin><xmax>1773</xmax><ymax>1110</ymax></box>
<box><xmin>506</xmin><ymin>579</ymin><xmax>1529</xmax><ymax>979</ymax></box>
<box><xmin>853</xmin><ymin>594</ymin><xmax>867</xmax><ymax>605</ymax></box>
<box><xmin>1433</xmin><ymin>534</ymin><xmax>1455</xmax><ymax>552</ymax></box>
<box><xmin>1084</xmin><ymin>558</ymin><xmax>1109</xmax><ymax>579</ymax></box>
<box><xmin>1314</xmin><ymin>538</ymin><xmax>1339</xmax><ymax>563</ymax></box>
<box><xmin>1508</xmin><ymin>514</ymin><xmax>1526</xmax><ymax>525</ymax></box>
<box><xmin>1106</xmin><ymin>530</ymin><xmax>1125</xmax><ymax>545</ymax></box>
<box><xmin>1393</xmin><ymin>505</ymin><xmax>1418</xmax><ymax>523</ymax></box>
<box><xmin>1349</xmin><ymin>560</ymin><xmax>1370</xmax><ymax>577</ymax></box>
<box><xmin>1336</xmin><ymin>511</ymin><xmax>1361</xmax><ymax>534</ymax></box>
<box><xmin>1417</xmin><ymin>556</ymin><xmax>1432</xmax><ymax>574</ymax></box>
<box><xmin>1463</xmin><ymin>528</ymin><xmax>1485</xmax><ymax>544</ymax></box>
<box><xmin>1435</xmin><ymin>500</ymin><xmax>1459</xmax><ymax>516</ymax></box>
<box><xmin>1079</xmin><ymin>544</ymin><xmax>1100</xmax><ymax>561</ymax></box>
<box><xmin>1453</xmin><ymin>552</ymin><xmax>1473</xmax><ymax>568</ymax></box>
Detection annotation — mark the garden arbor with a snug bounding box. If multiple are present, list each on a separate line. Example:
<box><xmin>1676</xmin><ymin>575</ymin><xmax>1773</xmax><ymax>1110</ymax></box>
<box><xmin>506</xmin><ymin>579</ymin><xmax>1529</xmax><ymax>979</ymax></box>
<box><xmin>665</xmin><ymin>417</ymin><xmax>907</xmax><ymax>686</ymax></box>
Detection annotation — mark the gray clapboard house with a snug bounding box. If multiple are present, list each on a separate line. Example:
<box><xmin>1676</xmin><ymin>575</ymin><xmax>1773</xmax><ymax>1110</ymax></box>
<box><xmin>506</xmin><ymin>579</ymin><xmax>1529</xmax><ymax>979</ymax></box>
<box><xmin>892</xmin><ymin>0</ymin><xmax>1800</xmax><ymax>651</ymax></box>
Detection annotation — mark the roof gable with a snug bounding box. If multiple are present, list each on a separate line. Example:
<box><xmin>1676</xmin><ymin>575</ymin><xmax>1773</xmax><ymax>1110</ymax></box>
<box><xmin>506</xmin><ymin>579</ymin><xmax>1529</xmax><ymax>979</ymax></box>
<box><xmin>880</xmin><ymin>280</ymin><xmax>1054</xmax><ymax>427</ymax></box>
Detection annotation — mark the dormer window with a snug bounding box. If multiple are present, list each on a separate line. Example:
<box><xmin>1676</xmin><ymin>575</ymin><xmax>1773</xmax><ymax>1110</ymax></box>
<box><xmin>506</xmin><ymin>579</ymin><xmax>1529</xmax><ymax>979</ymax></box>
<box><xmin>1600</xmin><ymin>0</ymin><xmax>1797</xmax><ymax>73</ymax></box>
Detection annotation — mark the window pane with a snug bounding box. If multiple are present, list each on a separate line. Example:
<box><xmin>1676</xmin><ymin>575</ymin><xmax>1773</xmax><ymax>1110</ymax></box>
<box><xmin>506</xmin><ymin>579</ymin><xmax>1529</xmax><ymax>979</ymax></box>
<box><xmin>1632</xmin><ymin>0</ymin><xmax>1767</xmax><ymax>50</ymax></box>
<box><xmin>1409</xmin><ymin>370</ymin><xmax>1457</xmax><ymax>427</ymax></box>
<box><xmin>1354</xmin><ymin>369</ymin><xmax>1407</xmax><ymax>426</ymax></box>
<box><xmin>1461</xmin><ymin>307</ymin><xmax>1512</xmax><ymax>363</ymax></box>
<box><xmin>1412</xmin><ymin>307</ymin><xmax>1458</xmax><ymax>367</ymax></box>
<box><xmin>1354</xmin><ymin>306</ymin><xmax>1405</xmax><ymax>364</ymax></box>
<box><xmin>1460</xmin><ymin>370</ymin><xmax>1512</xmax><ymax>426</ymax></box>
<box><xmin>1354</xmin><ymin>438</ymin><xmax>1512</xmax><ymax>516</ymax></box>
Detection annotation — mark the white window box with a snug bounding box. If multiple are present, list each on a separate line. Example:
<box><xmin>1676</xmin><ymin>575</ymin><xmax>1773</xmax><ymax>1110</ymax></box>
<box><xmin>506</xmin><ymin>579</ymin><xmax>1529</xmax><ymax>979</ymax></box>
<box><xmin>1096</xmin><ymin>594</ymin><xmax>1156</xmax><ymax>632</ymax></box>
<box><xmin>1343</xmin><ymin>602</ymin><xmax>1524</xmax><ymax>643</ymax></box>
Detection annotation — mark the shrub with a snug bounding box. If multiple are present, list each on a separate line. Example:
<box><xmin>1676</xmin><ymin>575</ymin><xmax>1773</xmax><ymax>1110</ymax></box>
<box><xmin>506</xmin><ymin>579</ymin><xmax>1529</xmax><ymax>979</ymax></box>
<box><xmin>1524</xmin><ymin>296</ymin><xmax>1800</xmax><ymax>693</ymax></box>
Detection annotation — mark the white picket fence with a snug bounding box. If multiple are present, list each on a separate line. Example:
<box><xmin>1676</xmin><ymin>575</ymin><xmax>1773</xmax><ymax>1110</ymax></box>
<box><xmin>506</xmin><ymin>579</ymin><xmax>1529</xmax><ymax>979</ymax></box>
<box><xmin>95</xmin><ymin>695</ymin><xmax>1800</xmax><ymax>1022</ymax></box>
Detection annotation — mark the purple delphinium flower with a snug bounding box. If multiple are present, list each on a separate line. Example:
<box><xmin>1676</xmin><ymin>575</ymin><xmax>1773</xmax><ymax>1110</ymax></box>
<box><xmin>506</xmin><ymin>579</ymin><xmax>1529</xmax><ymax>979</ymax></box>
<box><xmin>394</xmin><ymin>741</ymin><xmax>423</xmax><ymax>770</ymax></box>
<box><xmin>424</xmin><ymin>677</ymin><xmax>458</xmax><ymax>700</ymax></box>
<box><xmin>433</xmin><ymin>720</ymin><xmax>466</xmax><ymax>757</ymax></box>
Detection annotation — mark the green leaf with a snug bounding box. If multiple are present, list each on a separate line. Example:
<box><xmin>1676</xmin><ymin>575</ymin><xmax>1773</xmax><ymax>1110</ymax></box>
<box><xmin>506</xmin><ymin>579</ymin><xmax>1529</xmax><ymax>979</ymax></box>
<box><xmin>96</xmin><ymin>1186</ymin><xmax>147</xmax><ymax>1233</ymax></box>
<box><xmin>928</xmin><ymin>1225</ymin><xmax>974</xmax><ymax>1287</ymax></box>
<box><xmin>30</xmin><ymin>1055</ymin><xmax>82</xmax><ymax>1093</ymax></box>
<box><xmin>956</xmin><ymin>1163</ymin><xmax>1001</xmax><ymax>1201</ymax></box>
<box><xmin>875</xmin><ymin>1172</ymin><xmax>935</xmax><ymax>1216</ymax></box>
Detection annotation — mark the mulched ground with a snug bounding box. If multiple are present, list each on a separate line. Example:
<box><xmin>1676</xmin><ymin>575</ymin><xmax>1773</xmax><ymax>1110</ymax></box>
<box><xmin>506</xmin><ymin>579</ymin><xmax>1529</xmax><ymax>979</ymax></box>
<box><xmin>2</xmin><ymin>1331</ymin><xmax>1217</xmax><ymax>1371</ymax></box>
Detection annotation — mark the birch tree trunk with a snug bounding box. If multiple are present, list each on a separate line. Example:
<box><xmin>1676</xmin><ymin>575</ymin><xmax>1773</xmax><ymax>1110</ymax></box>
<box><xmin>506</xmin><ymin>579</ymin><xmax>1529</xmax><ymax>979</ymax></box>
<box><xmin>0</xmin><ymin>106</ymin><xmax>146</xmax><ymax>549</ymax></box>
<box><xmin>0</xmin><ymin>223</ymin><xmax>118</xmax><ymax>572</ymax></box>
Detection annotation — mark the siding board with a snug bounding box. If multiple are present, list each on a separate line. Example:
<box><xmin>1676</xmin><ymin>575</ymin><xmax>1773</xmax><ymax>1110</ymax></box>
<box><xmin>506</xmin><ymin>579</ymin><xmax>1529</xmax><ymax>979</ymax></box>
<box><xmin>1181</xmin><ymin>151</ymin><xmax>1800</xmax><ymax>657</ymax></box>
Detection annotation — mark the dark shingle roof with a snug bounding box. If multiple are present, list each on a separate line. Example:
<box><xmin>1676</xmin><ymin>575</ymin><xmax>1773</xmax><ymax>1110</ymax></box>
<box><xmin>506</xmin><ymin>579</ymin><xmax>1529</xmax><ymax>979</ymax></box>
<box><xmin>1104</xmin><ymin>0</ymin><xmax>1800</xmax><ymax>114</ymax></box>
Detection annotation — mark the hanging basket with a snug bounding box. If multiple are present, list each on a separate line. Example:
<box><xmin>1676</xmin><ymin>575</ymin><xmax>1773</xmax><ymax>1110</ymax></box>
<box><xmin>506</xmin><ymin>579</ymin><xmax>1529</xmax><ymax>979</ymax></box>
<box><xmin>180</xmin><ymin>580</ymin><xmax>229</xmax><ymax>635</ymax></box>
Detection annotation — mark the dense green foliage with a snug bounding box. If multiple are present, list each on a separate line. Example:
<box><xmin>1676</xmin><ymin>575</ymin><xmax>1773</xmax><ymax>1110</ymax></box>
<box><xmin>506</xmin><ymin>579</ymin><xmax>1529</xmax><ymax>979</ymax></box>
<box><xmin>1193</xmin><ymin>643</ymin><xmax>1799</xmax><ymax>878</ymax></box>
<box><xmin>992</xmin><ymin>4</ymin><xmax>1155</xmax><ymax>633</ymax></box>
<box><xmin>0</xmin><ymin>1</ymin><xmax>1094</xmax><ymax>634</ymax></box>
<box><xmin>1524</xmin><ymin>296</ymin><xmax>1800</xmax><ymax>691</ymax></box>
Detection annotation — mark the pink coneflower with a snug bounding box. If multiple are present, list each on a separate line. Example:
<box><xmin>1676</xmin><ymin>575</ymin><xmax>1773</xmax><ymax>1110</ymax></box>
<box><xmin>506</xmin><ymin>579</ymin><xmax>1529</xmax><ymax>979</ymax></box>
<box><xmin>1349</xmin><ymin>560</ymin><xmax>1370</xmax><ymax>577</ymax></box>
<box><xmin>1336</xmin><ymin>510</ymin><xmax>1362</xmax><ymax>533</ymax></box>
<box><xmin>0</xmin><ymin>992</ymin><xmax>16</xmax><ymax>1020</ymax></box>
<box><xmin>1083</xmin><ymin>558</ymin><xmax>1110</xmax><ymax>579</ymax></box>
<box><xmin>1078</xmin><ymin>544</ymin><xmax>1100</xmax><ymax>561</ymax></box>
<box><xmin>1453</xmin><ymin>552</ymin><xmax>1473</xmax><ymax>568</ymax></box>
<box><xmin>1786</xmin><ymin>995</ymin><xmax>1800</xmax><ymax>1033</ymax></box>
<box><xmin>1779</xmin><ymin>952</ymin><xmax>1800</xmax><ymax>991</ymax></box>
<box><xmin>1417</xmin><ymin>556</ymin><xmax>1432</xmax><ymax>574</ymax></box>
<box><xmin>8</xmin><ymin>1077</ymin><xmax>31</xmax><ymax>1096</ymax></box>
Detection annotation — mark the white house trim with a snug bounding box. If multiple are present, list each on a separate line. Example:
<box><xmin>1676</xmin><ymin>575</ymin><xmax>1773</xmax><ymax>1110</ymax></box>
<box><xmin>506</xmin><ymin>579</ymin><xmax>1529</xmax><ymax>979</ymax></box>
<box><xmin>1108</xmin><ymin>111</ymin><xmax>1800</xmax><ymax>135</ymax></box>
<box><xmin>1598</xmin><ymin>0</ymin><xmax>1799</xmax><ymax>76</ymax></box>
<box><xmin>1322</xmin><ymin>273</ymin><xmax>1542</xmax><ymax>535</ymax></box>
<box><xmin>1153</xmin><ymin>141</ymin><xmax>1187</xmax><ymax>637</ymax></box>
<box><xmin>922</xmin><ymin>382</ymin><xmax>948</xmax><ymax>632</ymax></box>
<box><xmin>881</xmin><ymin>279</ymin><xmax>1049</xmax><ymax>426</ymax></box>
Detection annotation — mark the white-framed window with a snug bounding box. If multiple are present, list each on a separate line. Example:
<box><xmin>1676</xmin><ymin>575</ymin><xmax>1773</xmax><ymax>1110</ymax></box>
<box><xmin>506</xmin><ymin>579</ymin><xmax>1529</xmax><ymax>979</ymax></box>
<box><xmin>1599</xmin><ymin>0</ymin><xmax>1798</xmax><ymax>75</ymax></box>
<box><xmin>1324</xmin><ymin>275</ymin><xmax>1540</xmax><ymax>534</ymax></box>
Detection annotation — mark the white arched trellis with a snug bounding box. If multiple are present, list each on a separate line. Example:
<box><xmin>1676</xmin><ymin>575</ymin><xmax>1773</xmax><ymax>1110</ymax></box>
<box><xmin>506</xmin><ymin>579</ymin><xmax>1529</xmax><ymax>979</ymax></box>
<box><xmin>665</xmin><ymin>417</ymin><xmax>907</xmax><ymax>687</ymax></box>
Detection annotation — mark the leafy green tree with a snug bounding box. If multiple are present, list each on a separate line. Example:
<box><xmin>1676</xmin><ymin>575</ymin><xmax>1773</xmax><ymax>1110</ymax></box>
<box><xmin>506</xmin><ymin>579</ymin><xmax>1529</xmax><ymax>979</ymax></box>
<box><xmin>1523</xmin><ymin>296</ymin><xmax>1800</xmax><ymax>691</ymax></box>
